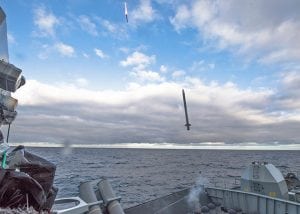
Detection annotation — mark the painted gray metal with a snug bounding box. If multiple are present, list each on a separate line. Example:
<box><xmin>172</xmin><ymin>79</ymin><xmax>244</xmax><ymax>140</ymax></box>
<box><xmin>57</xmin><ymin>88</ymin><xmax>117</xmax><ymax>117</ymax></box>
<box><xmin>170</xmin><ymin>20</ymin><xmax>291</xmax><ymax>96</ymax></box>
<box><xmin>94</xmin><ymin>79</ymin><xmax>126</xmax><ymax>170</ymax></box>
<box><xmin>79</xmin><ymin>181</ymin><xmax>103</xmax><ymax>214</ymax></box>
<box><xmin>0</xmin><ymin>60</ymin><xmax>24</xmax><ymax>93</ymax></box>
<box><xmin>124</xmin><ymin>188</ymin><xmax>190</xmax><ymax>214</ymax></box>
<box><xmin>241</xmin><ymin>162</ymin><xmax>289</xmax><ymax>200</ymax></box>
<box><xmin>98</xmin><ymin>179</ymin><xmax>125</xmax><ymax>214</ymax></box>
<box><xmin>52</xmin><ymin>197</ymin><xmax>103</xmax><ymax>214</ymax></box>
<box><xmin>53</xmin><ymin>185</ymin><xmax>300</xmax><ymax>214</ymax></box>
<box><xmin>0</xmin><ymin>7</ymin><xmax>8</xmax><ymax>62</ymax></box>
<box><xmin>207</xmin><ymin>187</ymin><xmax>300</xmax><ymax>214</ymax></box>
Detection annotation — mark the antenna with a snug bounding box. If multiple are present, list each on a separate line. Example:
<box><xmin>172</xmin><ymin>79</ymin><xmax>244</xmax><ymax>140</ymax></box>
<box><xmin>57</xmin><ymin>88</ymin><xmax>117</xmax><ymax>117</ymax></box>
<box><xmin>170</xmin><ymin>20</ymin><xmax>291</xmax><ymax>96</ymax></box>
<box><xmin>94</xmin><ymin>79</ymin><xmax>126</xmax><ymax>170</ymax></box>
<box><xmin>182</xmin><ymin>89</ymin><xmax>191</xmax><ymax>130</ymax></box>
<box><xmin>6</xmin><ymin>123</ymin><xmax>10</xmax><ymax>143</ymax></box>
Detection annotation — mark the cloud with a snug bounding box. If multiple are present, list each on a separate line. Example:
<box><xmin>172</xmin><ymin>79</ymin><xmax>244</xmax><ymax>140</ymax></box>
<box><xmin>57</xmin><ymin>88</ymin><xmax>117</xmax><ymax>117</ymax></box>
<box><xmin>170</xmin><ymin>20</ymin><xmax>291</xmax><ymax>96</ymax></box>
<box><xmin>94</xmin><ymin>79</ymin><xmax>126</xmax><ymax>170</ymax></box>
<box><xmin>172</xmin><ymin>70</ymin><xmax>185</xmax><ymax>78</ymax></box>
<box><xmin>100</xmin><ymin>19</ymin><xmax>117</xmax><ymax>33</ymax></box>
<box><xmin>119</xmin><ymin>47</ymin><xmax>130</xmax><ymax>54</ymax></box>
<box><xmin>169</xmin><ymin>0</ymin><xmax>300</xmax><ymax>65</ymax></box>
<box><xmin>190</xmin><ymin>60</ymin><xmax>215</xmax><ymax>72</ymax></box>
<box><xmin>12</xmin><ymin>77</ymin><xmax>300</xmax><ymax>145</ymax></box>
<box><xmin>169</xmin><ymin>5</ymin><xmax>191</xmax><ymax>32</ymax></box>
<box><xmin>94</xmin><ymin>48</ymin><xmax>107</xmax><ymax>59</ymax></box>
<box><xmin>37</xmin><ymin>42</ymin><xmax>75</xmax><ymax>59</ymax></box>
<box><xmin>160</xmin><ymin>65</ymin><xmax>168</xmax><ymax>73</ymax></box>
<box><xmin>259</xmin><ymin>49</ymin><xmax>300</xmax><ymax>64</ymax></box>
<box><xmin>55</xmin><ymin>42</ymin><xmax>75</xmax><ymax>57</ymax></box>
<box><xmin>82</xmin><ymin>53</ymin><xmax>89</xmax><ymax>58</ymax></box>
<box><xmin>281</xmin><ymin>71</ymin><xmax>300</xmax><ymax>89</ymax></box>
<box><xmin>121</xmin><ymin>51</ymin><xmax>160</xmax><ymax>82</ymax></box>
<box><xmin>75</xmin><ymin>78</ymin><xmax>89</xmax><ymax>87</ymax></box>
<box><xmin>130</xmin><ymin>0</ymin><xmax>159</xmax><ymax>25</ymax></box>
<box><xmin>120</xmin><ymin>51</ymin><xmax>156</xmax><ymax>69</ymax></box>
<box><xmin>78</xmin><ymin>15</ymin><xmax>98</xmax><ymax>36</ymax></box>
<box><xmin>130</xmin><ymin>70</ymin><xmax>164</xmax><ymax>82</ymax></box>
<box><xmin>274</xmin><ymin>71</ymin><xmax>300</xmax><ymax>109</ymax></box>
<box><xmin>92</xmin><ymin>17</ymin><xmax>128</xmax><ymax>39</ymax></box>
<box><xmin>33</xmin><ymin>7</ymin><xmax>59</xmax><ymax>37</ymax></box>
<box><xmin>37</xmin><ymin>44</ymin><xmax>51</xmax><ymax>59</ymax></box>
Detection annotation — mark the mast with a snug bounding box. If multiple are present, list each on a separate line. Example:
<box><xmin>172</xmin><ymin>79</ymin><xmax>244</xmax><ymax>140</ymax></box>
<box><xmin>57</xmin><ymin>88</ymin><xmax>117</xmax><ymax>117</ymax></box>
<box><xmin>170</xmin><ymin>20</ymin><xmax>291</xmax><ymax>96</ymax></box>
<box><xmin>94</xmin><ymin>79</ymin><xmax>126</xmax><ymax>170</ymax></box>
<box><xmin>0</xmin><ymin>7</ymin><xmax>26</xmax><ymax>168</ymax></box>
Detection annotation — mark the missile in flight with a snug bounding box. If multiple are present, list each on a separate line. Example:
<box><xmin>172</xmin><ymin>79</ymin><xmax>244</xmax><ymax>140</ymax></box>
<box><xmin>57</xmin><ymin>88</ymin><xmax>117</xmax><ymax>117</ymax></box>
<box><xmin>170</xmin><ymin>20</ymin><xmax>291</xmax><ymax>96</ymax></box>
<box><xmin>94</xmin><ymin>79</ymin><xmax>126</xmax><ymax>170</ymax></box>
<box><xmin>124</xmin><ymin>1</ymin><xmax>128</xmax><ymax>23</ymax></box>
<box><xmin>182</xmin><ymin>89</ymin><xmax>191</xmax><ymax>131</ymax></box>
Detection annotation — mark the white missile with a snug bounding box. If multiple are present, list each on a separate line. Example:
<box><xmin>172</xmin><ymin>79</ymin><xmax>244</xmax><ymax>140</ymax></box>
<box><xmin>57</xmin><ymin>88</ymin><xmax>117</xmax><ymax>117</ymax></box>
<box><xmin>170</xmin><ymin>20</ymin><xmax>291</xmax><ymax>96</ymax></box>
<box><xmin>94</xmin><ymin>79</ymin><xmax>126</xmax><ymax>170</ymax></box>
<box><xmin>124</xmin><ymin>1</ymin><xmax>128</xmax><ymax>23</ymax></box>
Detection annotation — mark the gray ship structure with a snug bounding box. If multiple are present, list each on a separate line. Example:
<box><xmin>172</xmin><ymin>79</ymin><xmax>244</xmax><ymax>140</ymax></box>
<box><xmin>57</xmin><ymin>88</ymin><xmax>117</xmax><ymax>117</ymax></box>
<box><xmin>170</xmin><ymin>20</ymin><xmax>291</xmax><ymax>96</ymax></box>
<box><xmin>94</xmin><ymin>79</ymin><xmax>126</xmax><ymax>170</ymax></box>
<box><xmin>52</xmin><ymin>162</ymin><xmax>300</xmax><ymax>214</ymax></box>
<box><xmin>1</xmin><ymin>6</ymin><xmax>300</xmax><ymax>214</ymax></box>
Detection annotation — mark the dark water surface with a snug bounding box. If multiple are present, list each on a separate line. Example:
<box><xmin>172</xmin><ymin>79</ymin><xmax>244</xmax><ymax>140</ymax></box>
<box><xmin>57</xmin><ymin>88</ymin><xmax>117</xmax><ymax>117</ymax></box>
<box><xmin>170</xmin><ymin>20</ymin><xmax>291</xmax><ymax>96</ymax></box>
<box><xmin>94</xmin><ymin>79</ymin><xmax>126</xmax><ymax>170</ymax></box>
<box><xmin>25</xmin><ymin>147</ymin><xmax>300</xmax><ymax>208</ymax></box>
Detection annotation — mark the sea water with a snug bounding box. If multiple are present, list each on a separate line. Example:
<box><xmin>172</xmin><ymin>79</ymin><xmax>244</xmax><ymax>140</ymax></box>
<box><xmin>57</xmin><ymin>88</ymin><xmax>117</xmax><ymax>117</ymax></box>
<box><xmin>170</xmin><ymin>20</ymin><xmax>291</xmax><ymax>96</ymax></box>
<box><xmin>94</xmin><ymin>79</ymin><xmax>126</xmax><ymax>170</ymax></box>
<box><xmin>24</xmin><ymin>147</ymin><xmax>300</xmax><ymax>208</ymax></box>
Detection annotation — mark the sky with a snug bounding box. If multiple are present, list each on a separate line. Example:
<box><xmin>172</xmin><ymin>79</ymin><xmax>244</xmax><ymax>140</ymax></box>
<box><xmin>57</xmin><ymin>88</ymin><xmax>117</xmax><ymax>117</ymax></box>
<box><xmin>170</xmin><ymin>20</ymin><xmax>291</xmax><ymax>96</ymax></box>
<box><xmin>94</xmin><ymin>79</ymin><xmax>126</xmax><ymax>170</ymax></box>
<box><xmin>1</xmin><ymin>0</ymin><xmax>300</xmax><ymax>149</ymax></box>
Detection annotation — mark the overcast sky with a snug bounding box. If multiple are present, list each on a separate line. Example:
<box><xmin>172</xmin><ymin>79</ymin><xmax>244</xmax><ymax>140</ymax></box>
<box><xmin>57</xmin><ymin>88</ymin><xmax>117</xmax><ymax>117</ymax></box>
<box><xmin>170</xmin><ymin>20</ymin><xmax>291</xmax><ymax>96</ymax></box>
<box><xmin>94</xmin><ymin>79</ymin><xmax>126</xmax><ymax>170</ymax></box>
<box><xmin>2</xmin><ymin>0</ymin><xmax>300</xmax><ymax>149</ymax></box>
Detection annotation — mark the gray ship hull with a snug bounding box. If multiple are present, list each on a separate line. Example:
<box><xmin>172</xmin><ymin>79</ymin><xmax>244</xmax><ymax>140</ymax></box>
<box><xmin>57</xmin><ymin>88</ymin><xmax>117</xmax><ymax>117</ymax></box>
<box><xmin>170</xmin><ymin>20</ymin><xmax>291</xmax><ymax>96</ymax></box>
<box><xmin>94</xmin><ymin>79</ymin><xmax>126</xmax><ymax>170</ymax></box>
<box><xmin>125</xmin><ymin>186</ymin><xmax>300</xmax><ymax>214</ymax></box>
<box><xmin>53</xmin><ymin>185</ymin><xmax>300</xmax><ymax>214</ymax></box>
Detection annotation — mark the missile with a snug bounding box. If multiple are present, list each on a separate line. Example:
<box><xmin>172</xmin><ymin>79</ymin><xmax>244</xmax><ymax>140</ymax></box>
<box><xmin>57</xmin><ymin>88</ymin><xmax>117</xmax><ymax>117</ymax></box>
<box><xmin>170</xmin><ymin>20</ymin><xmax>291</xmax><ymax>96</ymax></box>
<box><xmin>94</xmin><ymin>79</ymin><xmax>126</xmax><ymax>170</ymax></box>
<box><xmin>182</xmin><ymin>89</ymin><xmax>191</xmax><ymax>130</ymax></box>
<box><xmin>124</xmin><ymin>2</ymin><xmax>128</xmax><ymax>23</ymax></box>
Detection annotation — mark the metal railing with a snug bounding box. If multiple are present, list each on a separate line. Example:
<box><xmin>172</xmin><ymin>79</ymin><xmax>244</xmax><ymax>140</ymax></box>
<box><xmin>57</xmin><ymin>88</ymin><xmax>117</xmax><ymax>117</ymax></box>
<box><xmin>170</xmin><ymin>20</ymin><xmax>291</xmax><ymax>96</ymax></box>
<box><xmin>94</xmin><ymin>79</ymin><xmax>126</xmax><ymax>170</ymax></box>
<box><xmin>206</xmin><ymin>187</ymin><xmax>300</xmax><ymax>214</ymax></box>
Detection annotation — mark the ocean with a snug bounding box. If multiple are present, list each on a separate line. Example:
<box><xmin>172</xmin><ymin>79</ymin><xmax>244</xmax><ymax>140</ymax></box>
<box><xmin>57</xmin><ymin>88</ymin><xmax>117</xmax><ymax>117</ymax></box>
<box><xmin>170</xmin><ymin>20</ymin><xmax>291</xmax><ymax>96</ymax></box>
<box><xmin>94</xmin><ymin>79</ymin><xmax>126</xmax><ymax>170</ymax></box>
<box><xmin>25</xmin><ymin>147</ymin><xmax>300</xmax><ymax>209</ymax></box>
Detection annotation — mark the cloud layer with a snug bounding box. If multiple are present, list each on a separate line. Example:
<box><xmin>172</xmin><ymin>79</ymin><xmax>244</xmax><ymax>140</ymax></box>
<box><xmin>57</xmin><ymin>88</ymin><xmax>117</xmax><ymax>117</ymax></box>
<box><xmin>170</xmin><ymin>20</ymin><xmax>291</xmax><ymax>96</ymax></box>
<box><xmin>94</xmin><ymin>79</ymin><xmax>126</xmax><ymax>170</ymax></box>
<box><xmin>130</xmin><ymin>0</ymin><xmax>159</xmax><ymax>25</ymax></box>
<box><xmin>33</xmin><ymin>7</ymin><xmax>59</xmax><ymax>37</ymax></box>
<box><xmin>170</xmin><ymin>0</ymin><xmax>300</xmax><ymax>64</ymax></box>
<box><xmin>11</xmin><ymin>74</ymin><xmax>300</xmax><ymax>146</ymax></box>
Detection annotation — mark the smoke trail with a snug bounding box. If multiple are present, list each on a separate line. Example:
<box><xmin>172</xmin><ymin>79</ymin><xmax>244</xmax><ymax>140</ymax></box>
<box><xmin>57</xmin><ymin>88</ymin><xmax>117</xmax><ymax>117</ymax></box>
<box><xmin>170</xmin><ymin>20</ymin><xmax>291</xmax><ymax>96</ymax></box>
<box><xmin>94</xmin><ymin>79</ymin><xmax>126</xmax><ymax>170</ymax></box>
<box><xmin>61</xmin><ymin>139</ymin><xmax>73</xmax><ymax>156</ymax></box>
<box><xmin>187</xmin><ymin>176</ymin><xmax>209</xmax><ymax>213</ymax></box>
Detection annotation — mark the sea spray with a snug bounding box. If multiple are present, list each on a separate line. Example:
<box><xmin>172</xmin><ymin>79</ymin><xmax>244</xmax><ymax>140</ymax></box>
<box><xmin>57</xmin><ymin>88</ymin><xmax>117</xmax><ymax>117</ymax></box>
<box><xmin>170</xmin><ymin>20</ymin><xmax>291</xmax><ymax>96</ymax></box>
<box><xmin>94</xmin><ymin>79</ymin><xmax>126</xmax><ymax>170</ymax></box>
<box><xmin>187</xmin><ymin>175</ymin><xmax>209</xmax><ymax>213</ymax></box>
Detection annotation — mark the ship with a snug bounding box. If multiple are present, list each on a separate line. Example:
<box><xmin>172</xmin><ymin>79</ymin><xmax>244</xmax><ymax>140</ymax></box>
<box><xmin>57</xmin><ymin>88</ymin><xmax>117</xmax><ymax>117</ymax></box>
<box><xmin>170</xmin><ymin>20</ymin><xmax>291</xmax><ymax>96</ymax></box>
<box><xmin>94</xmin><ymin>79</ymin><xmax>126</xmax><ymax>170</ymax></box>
<box><xmin>52</xmin><ymin>162</ymin><xmax>300</xmax><ymax>214</ymax></box>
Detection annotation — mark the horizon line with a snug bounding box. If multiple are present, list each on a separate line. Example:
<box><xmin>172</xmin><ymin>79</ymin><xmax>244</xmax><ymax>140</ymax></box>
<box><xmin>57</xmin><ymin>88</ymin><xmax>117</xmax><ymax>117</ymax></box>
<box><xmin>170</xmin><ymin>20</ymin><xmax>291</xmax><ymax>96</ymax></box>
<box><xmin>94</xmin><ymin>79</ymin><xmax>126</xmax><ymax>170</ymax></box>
<box><xmin>8</xmin><ymin>142</ymin><xmax>300</xmax><ymax>151</ymax></box>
